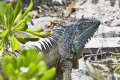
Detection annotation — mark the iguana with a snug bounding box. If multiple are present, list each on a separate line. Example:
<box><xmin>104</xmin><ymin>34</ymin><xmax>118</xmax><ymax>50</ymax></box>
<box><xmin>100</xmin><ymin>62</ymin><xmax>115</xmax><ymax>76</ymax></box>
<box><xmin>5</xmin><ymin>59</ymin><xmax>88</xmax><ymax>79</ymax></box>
<box><xmin>0</xmin><ymin>18</ymin><xmax>100</xmax><ymax>80</ymax></box>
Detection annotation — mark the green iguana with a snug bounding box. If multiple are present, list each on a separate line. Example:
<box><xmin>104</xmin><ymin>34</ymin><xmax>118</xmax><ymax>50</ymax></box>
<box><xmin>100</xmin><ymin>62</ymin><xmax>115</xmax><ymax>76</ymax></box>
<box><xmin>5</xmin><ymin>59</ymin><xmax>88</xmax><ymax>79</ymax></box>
<box><xmin>0</xmin><ymin>18</ymin><xmax>100</xmax><ymax>80</ymax></box>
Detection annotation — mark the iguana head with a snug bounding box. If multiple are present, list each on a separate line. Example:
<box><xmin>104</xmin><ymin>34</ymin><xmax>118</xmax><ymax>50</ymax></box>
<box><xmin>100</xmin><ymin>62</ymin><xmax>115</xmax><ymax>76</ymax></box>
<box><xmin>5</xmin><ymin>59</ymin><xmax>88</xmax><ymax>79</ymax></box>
<box><xmin>73</xmin><ymin>18</ymin><xmax>100</xmax><ymax>53</ymax></box>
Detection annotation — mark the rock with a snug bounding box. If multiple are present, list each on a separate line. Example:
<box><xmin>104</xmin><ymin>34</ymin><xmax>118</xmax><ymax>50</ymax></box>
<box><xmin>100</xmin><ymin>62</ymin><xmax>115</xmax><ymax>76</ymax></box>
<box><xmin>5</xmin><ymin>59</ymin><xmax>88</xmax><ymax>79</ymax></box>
<box><xmin>112</xmin><ymin>8</ymin><xmax>118</xmax><ymax>13</ymax></box>
<box><xmin>79</xmin><ymin>75</ymin><xmax>93</xmax><ymax>80</ymax></box>
<box><xmin>70</xmin><ymin>14</ymin><xmax>76</xmax><ymax>18</ymax></box>
<box><xmin>52</xmin><ymin>0</ymin><xmax>62</xmax><ymax>5</ymax></box>
<box><xmin>27</xmin><ymin>17</ymin><xmax>58</xmax><ymax>30</ymax></box>
<box><xmin>94</xmin><ymin>25</ymin><xmax>120</xmax><ymax>37</ymax></box>
<box><xmin>111</xmin><ymin>20</ymin><xmax>120</xmax><ymax>26</ymax></box>
<box><xmin>74</xmin><ymin>0</ymin><xmax>120</xmax><ymax>28</ymax></box>
<box><xmin>85</xmin><ymin>37</ymin><xmax>120</xmax><ymax>48</ymax></box>
<box><xmin>71</xmin><ymin>59</ymin><xmax>93</xmax><ymax>80</ymax></box>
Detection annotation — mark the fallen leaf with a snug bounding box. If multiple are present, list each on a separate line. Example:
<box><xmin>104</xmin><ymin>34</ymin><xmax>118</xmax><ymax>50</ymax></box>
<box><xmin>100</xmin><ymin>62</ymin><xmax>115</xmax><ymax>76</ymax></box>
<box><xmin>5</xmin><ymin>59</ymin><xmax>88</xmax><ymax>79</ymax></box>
<box><xmin>52</xmin><ymin>18</ymin><xmax>62</xmax><ymax>23</ymax></box>
<box><xmin>47</xmin><ymin>20</ymin><xmax>54</xmax><ymax>29</ymax></box>
<box><xmin>63</xmin><ymin>1</ymin><xmax>76</xmax><ymax>17</ymax></box>
<box><xmin>46</xmin><ymin>18</ymin><xmax>62</xmax><ymax>29</ymax></box>
<box><xmin>29</xmin><ymin>11</ymin><xmax>41</xmax><ymax>18</ymax></box>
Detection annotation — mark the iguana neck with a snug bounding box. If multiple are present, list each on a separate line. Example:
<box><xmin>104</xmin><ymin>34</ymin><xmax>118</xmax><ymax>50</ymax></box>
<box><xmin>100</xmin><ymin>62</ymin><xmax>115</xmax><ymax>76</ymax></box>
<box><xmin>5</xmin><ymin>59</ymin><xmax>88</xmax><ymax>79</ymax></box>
<box><xmin>58</xmin><ymin>24</ymin><xmax>76</xmax><ymax>62</ymax></box>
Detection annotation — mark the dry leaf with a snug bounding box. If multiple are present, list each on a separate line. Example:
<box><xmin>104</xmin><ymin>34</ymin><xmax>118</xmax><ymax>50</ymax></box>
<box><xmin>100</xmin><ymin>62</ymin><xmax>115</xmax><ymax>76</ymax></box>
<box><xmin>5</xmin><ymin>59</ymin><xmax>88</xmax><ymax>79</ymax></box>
<box><xmin>29</xmin><ymin>11</ymin><xmax>41</xmax><ymax>19</ymax></box>
<box><xmin>47</xmin><ymin>18</ymin><xmax>62</xmax><ymax>29</ymax></box>
<box><xmin>43</xmin><ymin>29</ymin><xmax>51</xmax><ymax>33</ymax></box>
<box><xmin>47</xmin><ymin>20</ymin><xmax>54</xmax><ymax>29</ymax></box>
<box><xmin>47</xmin><ymin>20</ymin><xmax>52</xmax><ymax>27</ymax></box>
<box><xmin>63</xmin><ymin>1</ymin><xmax>76</xmax><ymax>17</ymax></box>
<box><xmin>52</xmin><ymin>18</ymin><xmax>62</xmax><ymax>23</ymax></box>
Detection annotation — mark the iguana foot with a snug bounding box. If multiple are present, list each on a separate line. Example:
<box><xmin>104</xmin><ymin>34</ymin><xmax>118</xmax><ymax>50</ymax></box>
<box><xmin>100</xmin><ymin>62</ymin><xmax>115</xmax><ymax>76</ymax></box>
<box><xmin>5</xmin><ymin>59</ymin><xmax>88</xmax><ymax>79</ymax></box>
<box><xmin>60</xmin><ymin>60</ymin><xmax>73</xmax><ymax>80</ymax></box>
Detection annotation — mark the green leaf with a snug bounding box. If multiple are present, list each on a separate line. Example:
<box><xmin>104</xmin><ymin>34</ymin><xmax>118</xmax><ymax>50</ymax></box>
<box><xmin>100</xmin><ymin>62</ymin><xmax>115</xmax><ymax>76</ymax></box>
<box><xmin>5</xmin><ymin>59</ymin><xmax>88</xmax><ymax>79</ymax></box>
<box><xmin>15</xmin><ymin>35</ymin><xmax>39</xmax><ymax>44</ymax></box>
<box><xmin>34</xmin><ymin>52</ymin><xmax>43</xmax><ymax>64</ymax></box>
<box><xmin>0</xmin><ymin>40</ymin><xmax>4</xmax><ymax>49</ymax></box>
<box><xmin>21</xmin><ymin>0</ymin><xmax>33</xmax><ymax>19</ymax></box>
<box><xmin>26</xmin><ymin>63</ymin><xmax>37</xmax><ymax>79</ymax></box>
<box><xmin>17</xmin><ymin>55</ymin><xmax>25</xmax><ymax>69</ymax></box>
<box><xmin>24</xmin><ymin>48</ymin><xmax>36</xmax><ymax>67</ymax></box>
<box><xmin>0</xmin><ymin>29</ymin><xmax>8</xmax><ymax>38</ymax></box>
<box><xmin>2</xmin><ymin>56</ymin><xmax>11</xmax><ymax>74</ymax></box>
<box><xmin>24</xmin><ymin>37</ymin><xmax>40</xmax><ymax>41</ymax></box>
<box><xmin>26</xmin><ymin>27</ymin><xmax>43</xmax><ymax>32</ymax></box>
<box><xmin>10</xmin><ymin>34</ymin><xmax>20</xmax><ymax>51</ymax></box>
<box><xmin>0</xmin><ymin>75</ymin><xmax>4</xmax><ymax>80</ymax></box>
<box><xmin>37</xmin><ymin>61</ymin><xmax>47</xmax><ymax>76</ymax></box>
<box><xmin>13</xmin><ymin>0</ymin><xmax>22</xmax><ymax>21</ymax></box>
<box><xmin>5</xmin><ymin>3</ymin><xmax>14</xmax><ymax>29</ymax></box>
<box><xmin>25</xmin><ymin>14</ymin><xmax>31</xmax><ymax>22</ymax></box>
<box><xmin>39</xmin><ymin>67</ymin><xmax>56</xmax><ymax>80</ymax></box>
<box><xmin>10</xmin><ymin>55</ymin><xmax>17</xmax><ymax>69</ymax></box>
<box><xmin>0</xmin><ymin>1</ymin><xmax>7</xmax><ymax>26</ymax></box>
<box><xmin>6</xmin><ymin>63</ymin><xmax>15</xmax><ymax>77</ymax></box>
<box><xmin>27</xmin><ymin>48</ymin><xmax>36</xmax><ymax>62</ymax></box>
<box><xmin>4</xmin><ymin>36</ymin><xmax>9</xmax><ymax>47</ymax></box>
<box><xmin>15</xmin><ymin>36</ymin><xmax>28</xmax><ymax>44</ymax></box>
<box><xmin>25</xmin><ymin>31</ymin><xmax>50</xmax><ymax>38</ymax></box>
<box><xmin>13</xmin><ymin>22</ymin><xmax>28</xmax><ymax>31</ymax></box>
<box><xmin>12</xmin><ymin>13</ymin><xmax>32</xmax><ymax>31</ymax></box>
<box><xmin>13</xmin><ymin>9</ymin><xmax>22</xmax><ymax>25</ymax></box>
<box><xmin>19</xmin><ymin>49</ymin><xmax>28</xmax><ymax>56</ymax></box>
<box><xmin>11</xmin><ymin>19</ymin><xmax>25</xmax><ymax>32</ymax></box>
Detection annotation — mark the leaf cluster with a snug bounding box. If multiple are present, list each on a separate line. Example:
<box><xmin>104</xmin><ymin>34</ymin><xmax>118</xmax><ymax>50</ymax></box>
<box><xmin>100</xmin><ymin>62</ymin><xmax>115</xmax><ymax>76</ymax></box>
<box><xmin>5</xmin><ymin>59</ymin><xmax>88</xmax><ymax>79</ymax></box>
<box><xmin>1</xmin><ymin>48</ymin><xmax>56</xmax><ymax>80</ymax></box>
<box><xmin>0</xmin><ymin>0</ymin><xmax>50</xmax><ymax>53</ymax></box>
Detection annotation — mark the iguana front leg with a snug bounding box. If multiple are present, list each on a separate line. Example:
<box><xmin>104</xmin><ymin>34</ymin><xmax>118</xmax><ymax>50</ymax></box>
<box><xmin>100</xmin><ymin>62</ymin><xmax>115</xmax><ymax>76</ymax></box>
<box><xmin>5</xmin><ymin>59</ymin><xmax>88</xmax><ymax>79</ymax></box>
<box><xmin>61</xmin><ymin>60</ymin><xmax>73</xmax><ymax>80</ymax></box>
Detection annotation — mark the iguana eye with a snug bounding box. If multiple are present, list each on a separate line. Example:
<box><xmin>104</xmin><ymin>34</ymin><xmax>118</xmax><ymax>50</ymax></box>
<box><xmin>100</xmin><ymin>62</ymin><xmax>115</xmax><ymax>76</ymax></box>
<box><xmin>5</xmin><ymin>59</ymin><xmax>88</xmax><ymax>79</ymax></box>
<box><xmin>82</xmin><ymin>23</ymin><xmax>89</xmax><ymax>28</ymax></box>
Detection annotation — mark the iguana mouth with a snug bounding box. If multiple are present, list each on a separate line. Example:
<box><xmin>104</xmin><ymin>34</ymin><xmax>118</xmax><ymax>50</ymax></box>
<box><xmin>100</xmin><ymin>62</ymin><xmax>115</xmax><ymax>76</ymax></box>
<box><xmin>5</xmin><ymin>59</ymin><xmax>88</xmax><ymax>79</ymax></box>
<box><xmin>73</xmin><ymin>18</ymin><xmax>100</xmax><ymax>52</ymax></box>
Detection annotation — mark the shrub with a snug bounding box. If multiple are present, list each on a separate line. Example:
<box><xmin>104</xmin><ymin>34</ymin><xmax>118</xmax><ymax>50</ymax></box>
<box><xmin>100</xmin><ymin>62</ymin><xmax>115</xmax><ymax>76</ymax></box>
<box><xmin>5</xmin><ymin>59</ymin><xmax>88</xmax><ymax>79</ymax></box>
<box><xmin>0</xmin><ymin>0</ymin><xmax>50</xmax><ymax>55</ymax></box>
<box><xmin>1</xmin><ymin>48</ymin><xmax>56</xmax><ymax>80</ymax></box>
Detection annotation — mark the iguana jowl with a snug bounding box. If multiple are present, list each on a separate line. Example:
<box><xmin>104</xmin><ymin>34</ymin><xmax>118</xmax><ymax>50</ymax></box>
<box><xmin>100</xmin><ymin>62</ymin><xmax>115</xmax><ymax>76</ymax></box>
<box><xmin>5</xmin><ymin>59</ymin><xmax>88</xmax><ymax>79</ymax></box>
<box><xmin>1</xmin><ymin>18</ymin><xmax>100</xmax><ymax>80</ymax></box>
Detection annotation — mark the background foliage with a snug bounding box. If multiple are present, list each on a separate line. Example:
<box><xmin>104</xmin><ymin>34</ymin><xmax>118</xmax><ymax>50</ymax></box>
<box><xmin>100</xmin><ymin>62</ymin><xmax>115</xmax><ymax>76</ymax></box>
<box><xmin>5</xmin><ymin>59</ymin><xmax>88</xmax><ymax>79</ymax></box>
<box><xmin>1</xmin><ymin>48</ymin><xmax>56</xmax><ymax>80</ymax></box>
<box><xmin>0</xmin><ymin>0</ymin><xmax>49</xmax><ymax>56</ymax></box>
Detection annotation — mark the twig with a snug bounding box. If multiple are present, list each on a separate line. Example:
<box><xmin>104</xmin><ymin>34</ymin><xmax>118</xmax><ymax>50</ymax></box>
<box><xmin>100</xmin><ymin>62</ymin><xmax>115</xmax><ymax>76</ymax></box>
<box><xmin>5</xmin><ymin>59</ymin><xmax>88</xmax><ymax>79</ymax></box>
<box><xmin>84</xmin><ymin>51</ymin><xmax>120</xmax><ymax>57</ymax></box>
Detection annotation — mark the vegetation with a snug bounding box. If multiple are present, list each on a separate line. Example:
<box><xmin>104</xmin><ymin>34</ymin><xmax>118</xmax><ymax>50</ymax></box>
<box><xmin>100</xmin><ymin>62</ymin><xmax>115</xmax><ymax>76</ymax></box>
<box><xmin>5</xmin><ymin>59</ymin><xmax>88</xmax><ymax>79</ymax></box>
<box><xmin>0</xmin><ymin>0</ymin><xmax>50</xmax><ymax>56</ymax></box>
<box><xmin>1</xmin><ymin>48</ymin><xmax>56</xmax><ymax>80</ymax></box>
<box><xmin>0</xmin><ymin>0</ymin><xmax>54</xmax><ymax>80</ymax></box>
